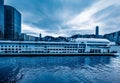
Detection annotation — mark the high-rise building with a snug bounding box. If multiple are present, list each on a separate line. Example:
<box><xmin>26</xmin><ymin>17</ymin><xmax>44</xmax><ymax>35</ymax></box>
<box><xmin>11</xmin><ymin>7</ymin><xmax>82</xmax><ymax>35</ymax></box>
<box><xmin>95</xmin><ymin>26</ymin><xmax>99</xmax><ymax>38</ymax></box>
<box><xmin>0</xmin><ymin>0</ymin><xmax>4</xmax><ymax>39</ymax></box>
<box><xmin>39</xmin><ymin>33</ymin><xmax>42</xmax><ymax>41</ymax></box>
<box><xmin>4</xmin><ymin>5</ymin><xmax>21</xmax><ymax>40</ymax></box>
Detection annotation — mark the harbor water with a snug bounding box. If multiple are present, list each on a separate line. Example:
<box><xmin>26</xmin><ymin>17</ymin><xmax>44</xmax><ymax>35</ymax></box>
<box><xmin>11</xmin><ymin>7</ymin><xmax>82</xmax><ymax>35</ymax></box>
<box><xmin>0</xmin><ymin>55</ymin><xmax>120</xmax><ymax>83</ymax></box>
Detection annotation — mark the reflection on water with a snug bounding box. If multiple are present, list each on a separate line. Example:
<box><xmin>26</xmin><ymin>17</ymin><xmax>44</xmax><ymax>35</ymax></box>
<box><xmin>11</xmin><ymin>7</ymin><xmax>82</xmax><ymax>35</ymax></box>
<box><xmin>0</xmin><ymin>56</ymin><xmax>120</xmax><ymax>83</ymax></box>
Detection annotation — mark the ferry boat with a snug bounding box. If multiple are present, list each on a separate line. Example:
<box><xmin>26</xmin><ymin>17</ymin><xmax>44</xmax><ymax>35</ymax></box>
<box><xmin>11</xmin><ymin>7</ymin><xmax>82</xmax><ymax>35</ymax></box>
<box><xmin>0</xmin><ymin>38</ymin><xmax>118</xmax><ymax>56</ymax></box>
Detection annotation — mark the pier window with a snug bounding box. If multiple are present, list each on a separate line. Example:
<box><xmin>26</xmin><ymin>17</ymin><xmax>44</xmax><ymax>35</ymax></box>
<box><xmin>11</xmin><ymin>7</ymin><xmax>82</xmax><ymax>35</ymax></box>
<box><xmin>90</xmin><ymin>49</ymin><xmax>101</xmax><ymax>53</ymax></box>
<box><xmin>90</xmin><ymin>49</ymin><xmax>94</xmax><ymax>53</ymax></box>
<box><xmin>78</xmin><ymin>49</ymin><xmax>85</xmax><ymax>53</ymax></box>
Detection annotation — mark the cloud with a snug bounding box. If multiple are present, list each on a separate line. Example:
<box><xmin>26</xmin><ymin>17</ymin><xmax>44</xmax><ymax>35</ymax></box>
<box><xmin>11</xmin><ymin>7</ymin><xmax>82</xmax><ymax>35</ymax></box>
<box><xmin>67</xmin><ymin>0</ymin><xmax>119</xmax><ymax>24</ymax></box>
<box><xmin>22</xmin><ymin>24</ymin><xmax>67</xmax><ymax>37</ymax></box>
<box><xmin>66</xmin><ymin>0</ymin><xmax>120</xmax><ymax>34</ymax></box>
<box><xmin>5</xmin><ymin>0</ymin><xmax>120</xmax><ymax>36</ymax></box>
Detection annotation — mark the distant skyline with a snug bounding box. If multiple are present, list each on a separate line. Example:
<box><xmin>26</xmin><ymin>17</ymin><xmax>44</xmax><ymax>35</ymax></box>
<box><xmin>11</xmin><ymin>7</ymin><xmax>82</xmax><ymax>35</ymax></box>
<box><xmin>5</xmin><ymin>0</ymin><xmax>120</xmax><ymax>37</ymax></box>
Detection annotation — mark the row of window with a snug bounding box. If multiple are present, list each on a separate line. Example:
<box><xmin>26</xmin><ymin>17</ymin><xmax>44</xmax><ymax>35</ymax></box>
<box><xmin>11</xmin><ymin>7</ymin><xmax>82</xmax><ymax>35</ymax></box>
<box><xmin>44</xmin><ymin>49</ymin><xmax>78</xmax><ymax>51</ymax></box>
<box><xmin>1</xmin><ymin>48</ymin><xmax>21</xmax><ymax>50</ymax></box>
<box><xmin>4</xmin><ymin>51</ymin><xmax>18</xmax><ymax>53</ymax></box>
<box><xmin>90</xmin><ymin>49</ymin><xmax>101</xmax><ymax>53</ymax></box>
<box><xmin>21</xmin><ymin>51</ymin><xmax>78</xmax><ymax>53</ymax></box>
<box><xmin>0</xmin><ymin>44</ymin><xmax>86</xmax><ymax>48</ymax></box>
<box><xmin>87</xmin><ymin>44</ymin><xmax>108</xmax><ymax>46</ymax></box>
<box><xmin>36</xmin><ymin>46</ymin><xmax>79</xmax><ymax>48</ymax></box>
<box><xmin>1</xmin><ymin>47</ymin><xmax>82</xmax><ymax>50</ymax></box>
<box><xmin>0</xmin><ymin>45</ymin><xmax>28</xmax><ymax>47</ymax></box>
<box><xmin>35</xmin><ymin>43</ymin><xmax>78</xmax><ymax>46</ymax></box>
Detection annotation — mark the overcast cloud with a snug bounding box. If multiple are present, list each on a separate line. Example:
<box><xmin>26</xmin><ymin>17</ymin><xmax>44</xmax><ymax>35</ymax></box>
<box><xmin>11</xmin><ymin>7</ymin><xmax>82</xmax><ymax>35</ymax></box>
<box><xmin>5</xmin><ymin>0</ymin><xmax>120</xmax><ymax>37</ymax></box>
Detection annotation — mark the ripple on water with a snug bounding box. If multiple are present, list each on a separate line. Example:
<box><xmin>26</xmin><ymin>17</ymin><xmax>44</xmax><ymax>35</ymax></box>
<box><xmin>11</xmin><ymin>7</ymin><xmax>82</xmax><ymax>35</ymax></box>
<box><xmin>0</xmin><ymin>56</ymin><xmax>120</xmax><ymax>83</ymax></box>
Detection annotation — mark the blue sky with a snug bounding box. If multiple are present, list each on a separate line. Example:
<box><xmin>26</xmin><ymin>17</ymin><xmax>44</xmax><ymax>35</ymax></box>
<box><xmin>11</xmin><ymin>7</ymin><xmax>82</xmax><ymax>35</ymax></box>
<box><xmin>5</xmin><ymin>0</ymin><xmax>120</xmax><ymax>37</ymax></box>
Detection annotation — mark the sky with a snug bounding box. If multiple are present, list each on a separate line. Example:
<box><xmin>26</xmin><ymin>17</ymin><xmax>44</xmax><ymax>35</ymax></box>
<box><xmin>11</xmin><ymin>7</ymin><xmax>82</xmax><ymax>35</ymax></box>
<box><xmin>5</xmin><ymin>0</ymin><xmax>120</xmax><ymax>37</ymax></box>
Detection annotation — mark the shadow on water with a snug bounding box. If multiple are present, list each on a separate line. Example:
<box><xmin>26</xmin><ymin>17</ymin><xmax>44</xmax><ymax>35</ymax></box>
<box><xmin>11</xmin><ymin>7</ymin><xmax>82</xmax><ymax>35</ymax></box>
<box><xmin>0</xmin><ymin>56</ymin><xmax>117</xmax><ymax>83</ymax></box>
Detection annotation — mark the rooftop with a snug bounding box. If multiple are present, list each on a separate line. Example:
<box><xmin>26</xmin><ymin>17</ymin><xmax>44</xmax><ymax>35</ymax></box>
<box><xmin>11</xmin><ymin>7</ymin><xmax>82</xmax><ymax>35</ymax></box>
<box><xmin>75</xmin><ymin>38</ymin><xmax>110</xmax><ymax>43</ymax></box>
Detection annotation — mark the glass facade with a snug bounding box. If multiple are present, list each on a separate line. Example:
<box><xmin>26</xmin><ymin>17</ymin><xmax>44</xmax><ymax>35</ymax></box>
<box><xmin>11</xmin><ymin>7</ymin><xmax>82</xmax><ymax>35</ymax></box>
<box><xmin>4</xmin><ymin>5</ymin><xmax>21</xmax><ymax>40</ymax></box>
<box><xmin>0</xmin><ymin>0</ymin><xmax>4</xmax><ymax>39</ymax></box>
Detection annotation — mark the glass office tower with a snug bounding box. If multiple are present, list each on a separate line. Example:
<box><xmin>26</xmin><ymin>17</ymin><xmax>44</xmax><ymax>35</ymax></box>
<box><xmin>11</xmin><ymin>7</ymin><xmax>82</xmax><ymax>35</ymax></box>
<box><xmin>4</xmin><ymin>5</ymin><xmax>21</xmax><ymax>40</ymax></box>
<box><xmin>0</xmin><ymin>0</ymin><xmax>4</xmax><ymax>39</ymax></box>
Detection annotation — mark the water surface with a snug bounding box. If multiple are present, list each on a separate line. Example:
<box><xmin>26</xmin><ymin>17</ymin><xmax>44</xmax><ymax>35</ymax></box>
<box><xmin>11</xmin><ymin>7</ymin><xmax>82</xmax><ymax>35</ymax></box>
<box><xmin>0</xmin><ymin>56</ymin><xmax>120</xmax><ymax>83</ymax></box>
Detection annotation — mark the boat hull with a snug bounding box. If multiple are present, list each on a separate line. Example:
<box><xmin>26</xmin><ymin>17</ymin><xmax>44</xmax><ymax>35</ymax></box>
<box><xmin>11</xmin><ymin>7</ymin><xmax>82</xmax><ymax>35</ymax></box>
<box><xmin>0</xmin><ymin>53</ymin><xmax>117</xmax><ymax>56</ymax></box>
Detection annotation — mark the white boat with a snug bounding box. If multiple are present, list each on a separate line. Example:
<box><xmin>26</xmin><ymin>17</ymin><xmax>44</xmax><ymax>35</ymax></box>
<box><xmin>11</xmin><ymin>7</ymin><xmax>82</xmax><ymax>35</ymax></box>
<box><xmin>0</xmin><ymin>38</ymin><xmax>118</xmax><ymax>56</ymax></box>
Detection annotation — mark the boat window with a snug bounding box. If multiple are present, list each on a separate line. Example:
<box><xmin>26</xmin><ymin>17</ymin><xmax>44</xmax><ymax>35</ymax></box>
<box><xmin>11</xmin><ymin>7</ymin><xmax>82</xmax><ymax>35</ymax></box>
<box><xmin>81</xmin><ymin>42</ymin><xmax>84</xmax><ymax>43</ymax></box>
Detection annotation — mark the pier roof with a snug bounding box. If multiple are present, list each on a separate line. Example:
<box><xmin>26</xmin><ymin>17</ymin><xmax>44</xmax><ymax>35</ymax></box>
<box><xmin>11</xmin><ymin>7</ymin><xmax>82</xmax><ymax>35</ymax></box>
<box><xmin>75</xmin><ymin>38</ymin><xmax>110</xmax><ymax>43</ymax></box>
